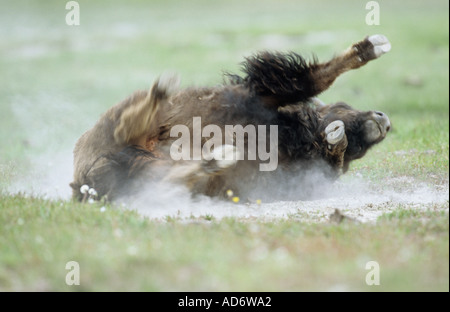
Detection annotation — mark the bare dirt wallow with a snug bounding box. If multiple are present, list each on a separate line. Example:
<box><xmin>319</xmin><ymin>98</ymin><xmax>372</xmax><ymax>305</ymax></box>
<box><xmin>71</xmin><ymin>34</ymin><xmax>392</xmax><ymax>204</ymax></box>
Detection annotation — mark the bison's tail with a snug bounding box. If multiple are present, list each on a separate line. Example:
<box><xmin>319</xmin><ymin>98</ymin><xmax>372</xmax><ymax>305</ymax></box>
<box><xmin>113</xmin><ymin>72</ymin><xmax>180</xmax><ymax>145</ymax></box>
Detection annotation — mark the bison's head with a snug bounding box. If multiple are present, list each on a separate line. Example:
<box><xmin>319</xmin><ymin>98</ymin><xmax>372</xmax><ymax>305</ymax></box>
<box><xmin>318</xmin><ymin>101</ymin><xmax>391</xmax><ymax>172</ymax></box>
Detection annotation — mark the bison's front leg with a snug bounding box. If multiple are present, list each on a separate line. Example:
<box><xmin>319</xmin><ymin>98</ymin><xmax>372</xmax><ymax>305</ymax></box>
<box><xmin>323</xmin><ymin>120</ymin><xmax>348</xmax><ymax>174</ymax></box>
<box><xmin>241</xmin><ymin>35</ymin><xmax>390</xmax><ymax>107</ymax></box>
<box><xmin>309</xmin><ymin>34</ymin><xmax>391</xmax><ymax>95</ymax></box>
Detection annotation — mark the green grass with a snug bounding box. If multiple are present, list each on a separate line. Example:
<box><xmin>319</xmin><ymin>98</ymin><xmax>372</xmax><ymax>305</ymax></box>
<box><xmin>0</xmin><ymin>0</ymin><xmax>448</xmax><ymax>291</ymax></box>
<box><xmin>1</xmin><ymin>195</ymin><xmax>448</xmax><ymax>291</ymax></box>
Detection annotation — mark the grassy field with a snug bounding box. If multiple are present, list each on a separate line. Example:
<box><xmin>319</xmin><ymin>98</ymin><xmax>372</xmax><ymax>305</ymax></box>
<box><xmin>0</xmin><ymin>0</ymin><xmax>448</xmax><ymax>292</ymax></box>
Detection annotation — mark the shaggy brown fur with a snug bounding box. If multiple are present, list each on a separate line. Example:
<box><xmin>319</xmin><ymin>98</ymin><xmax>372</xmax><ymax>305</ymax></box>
<box><xmin>71</xmin><ymin>35</ymin><xmax>391</xmax><ymax>202</ymax></box>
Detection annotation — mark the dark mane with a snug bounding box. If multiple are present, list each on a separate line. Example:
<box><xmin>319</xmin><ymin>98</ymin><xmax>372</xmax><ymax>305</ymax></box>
<box><xmin>241</xmin><ymin>52</ymin><xmax>318</xmax><ymax>104</ymax></box>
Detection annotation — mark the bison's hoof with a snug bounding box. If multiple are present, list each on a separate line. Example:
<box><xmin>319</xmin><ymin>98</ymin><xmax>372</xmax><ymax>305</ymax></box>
<box><xmin>212</xmin><ymin>144</ymin><xmax>239</xmax><ymax>168</ymax></box>
<box><xmin>202</xmin><ymin>145</ymin><xmax>239</xmax><ymax>174</ymax></box>
<box><xmin>368</xmin><ymin>34</ymin><xmax>391</xmax><ymax>58</ymax></box>
<box><xmin>325</xmin><ymin>120</ymin><xmax>345</xmax><ymax>145</ymax></box>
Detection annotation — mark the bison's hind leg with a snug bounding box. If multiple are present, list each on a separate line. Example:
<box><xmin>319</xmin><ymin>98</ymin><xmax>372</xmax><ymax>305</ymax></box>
<box><xmin>202</xmin><ymin>145</ymin><xmax>240</xmax><ymax>174</ymax></box>
<box><xmin>163</xmin><ymin>144</ymin><xmax>240</xmax><ymax>190</ymax></box>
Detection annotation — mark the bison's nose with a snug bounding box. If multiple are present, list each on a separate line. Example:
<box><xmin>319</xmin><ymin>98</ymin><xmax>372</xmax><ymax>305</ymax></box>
<box><xmin>385</xmin><ymin>124</ymin><xmax>391</xmax><ymax>132</ymax></box>
<box><xmin>372</xmin><ymin>110</ymin><xmax>391</xmax><ymax>135</ymax></box>
<box><xmin>375</xmin><ymin>111</ymin><xmax>391</xmax><ymax>134</ymax></box>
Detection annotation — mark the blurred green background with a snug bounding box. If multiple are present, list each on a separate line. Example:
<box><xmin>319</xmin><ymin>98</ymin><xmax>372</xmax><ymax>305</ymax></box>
<box><xmin>0</xmin><ymin>0</ymin><xmax>448</xmax><ymax>163</ymax></box>
<box><xmin>0</xmin><ymin>0</ymin><xmax>448</xmax><ymax>292</ymax></box>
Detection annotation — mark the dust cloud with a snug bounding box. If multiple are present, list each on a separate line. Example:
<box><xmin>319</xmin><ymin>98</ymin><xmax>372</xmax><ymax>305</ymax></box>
<box><xmin>9</xmin><ymin>154</ymin><xmax>448</xmax><ymax>224</ymax></box>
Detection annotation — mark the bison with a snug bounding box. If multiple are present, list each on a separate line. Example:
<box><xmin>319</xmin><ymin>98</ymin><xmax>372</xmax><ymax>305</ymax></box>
<box><xmin>71</xmin><ymin>34</ymin><xmax>391</xmax><ymax>203</ymax></box>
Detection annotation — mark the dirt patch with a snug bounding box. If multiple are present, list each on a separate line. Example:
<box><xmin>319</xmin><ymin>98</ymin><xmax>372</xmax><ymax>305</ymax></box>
<box><xmin>6</xmin><ymin>153</ymin><xmax>448</xmax><ymax>223</ymax></box>
<box><xmin>124</xmin><ymin>176</ymin><xmax>449</xmax><ymax>223</ymax></box>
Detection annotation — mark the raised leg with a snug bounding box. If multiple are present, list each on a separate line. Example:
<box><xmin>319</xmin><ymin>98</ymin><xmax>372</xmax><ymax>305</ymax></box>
<box><xmin>241</xmin><ymin>34</ymin><xmax>390</xmax><ymax>107</ymax></box>
<box><xmin>309</xmin><ymin>34</ymin><xmax>391</xmax><ymax>95</ymax></box>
